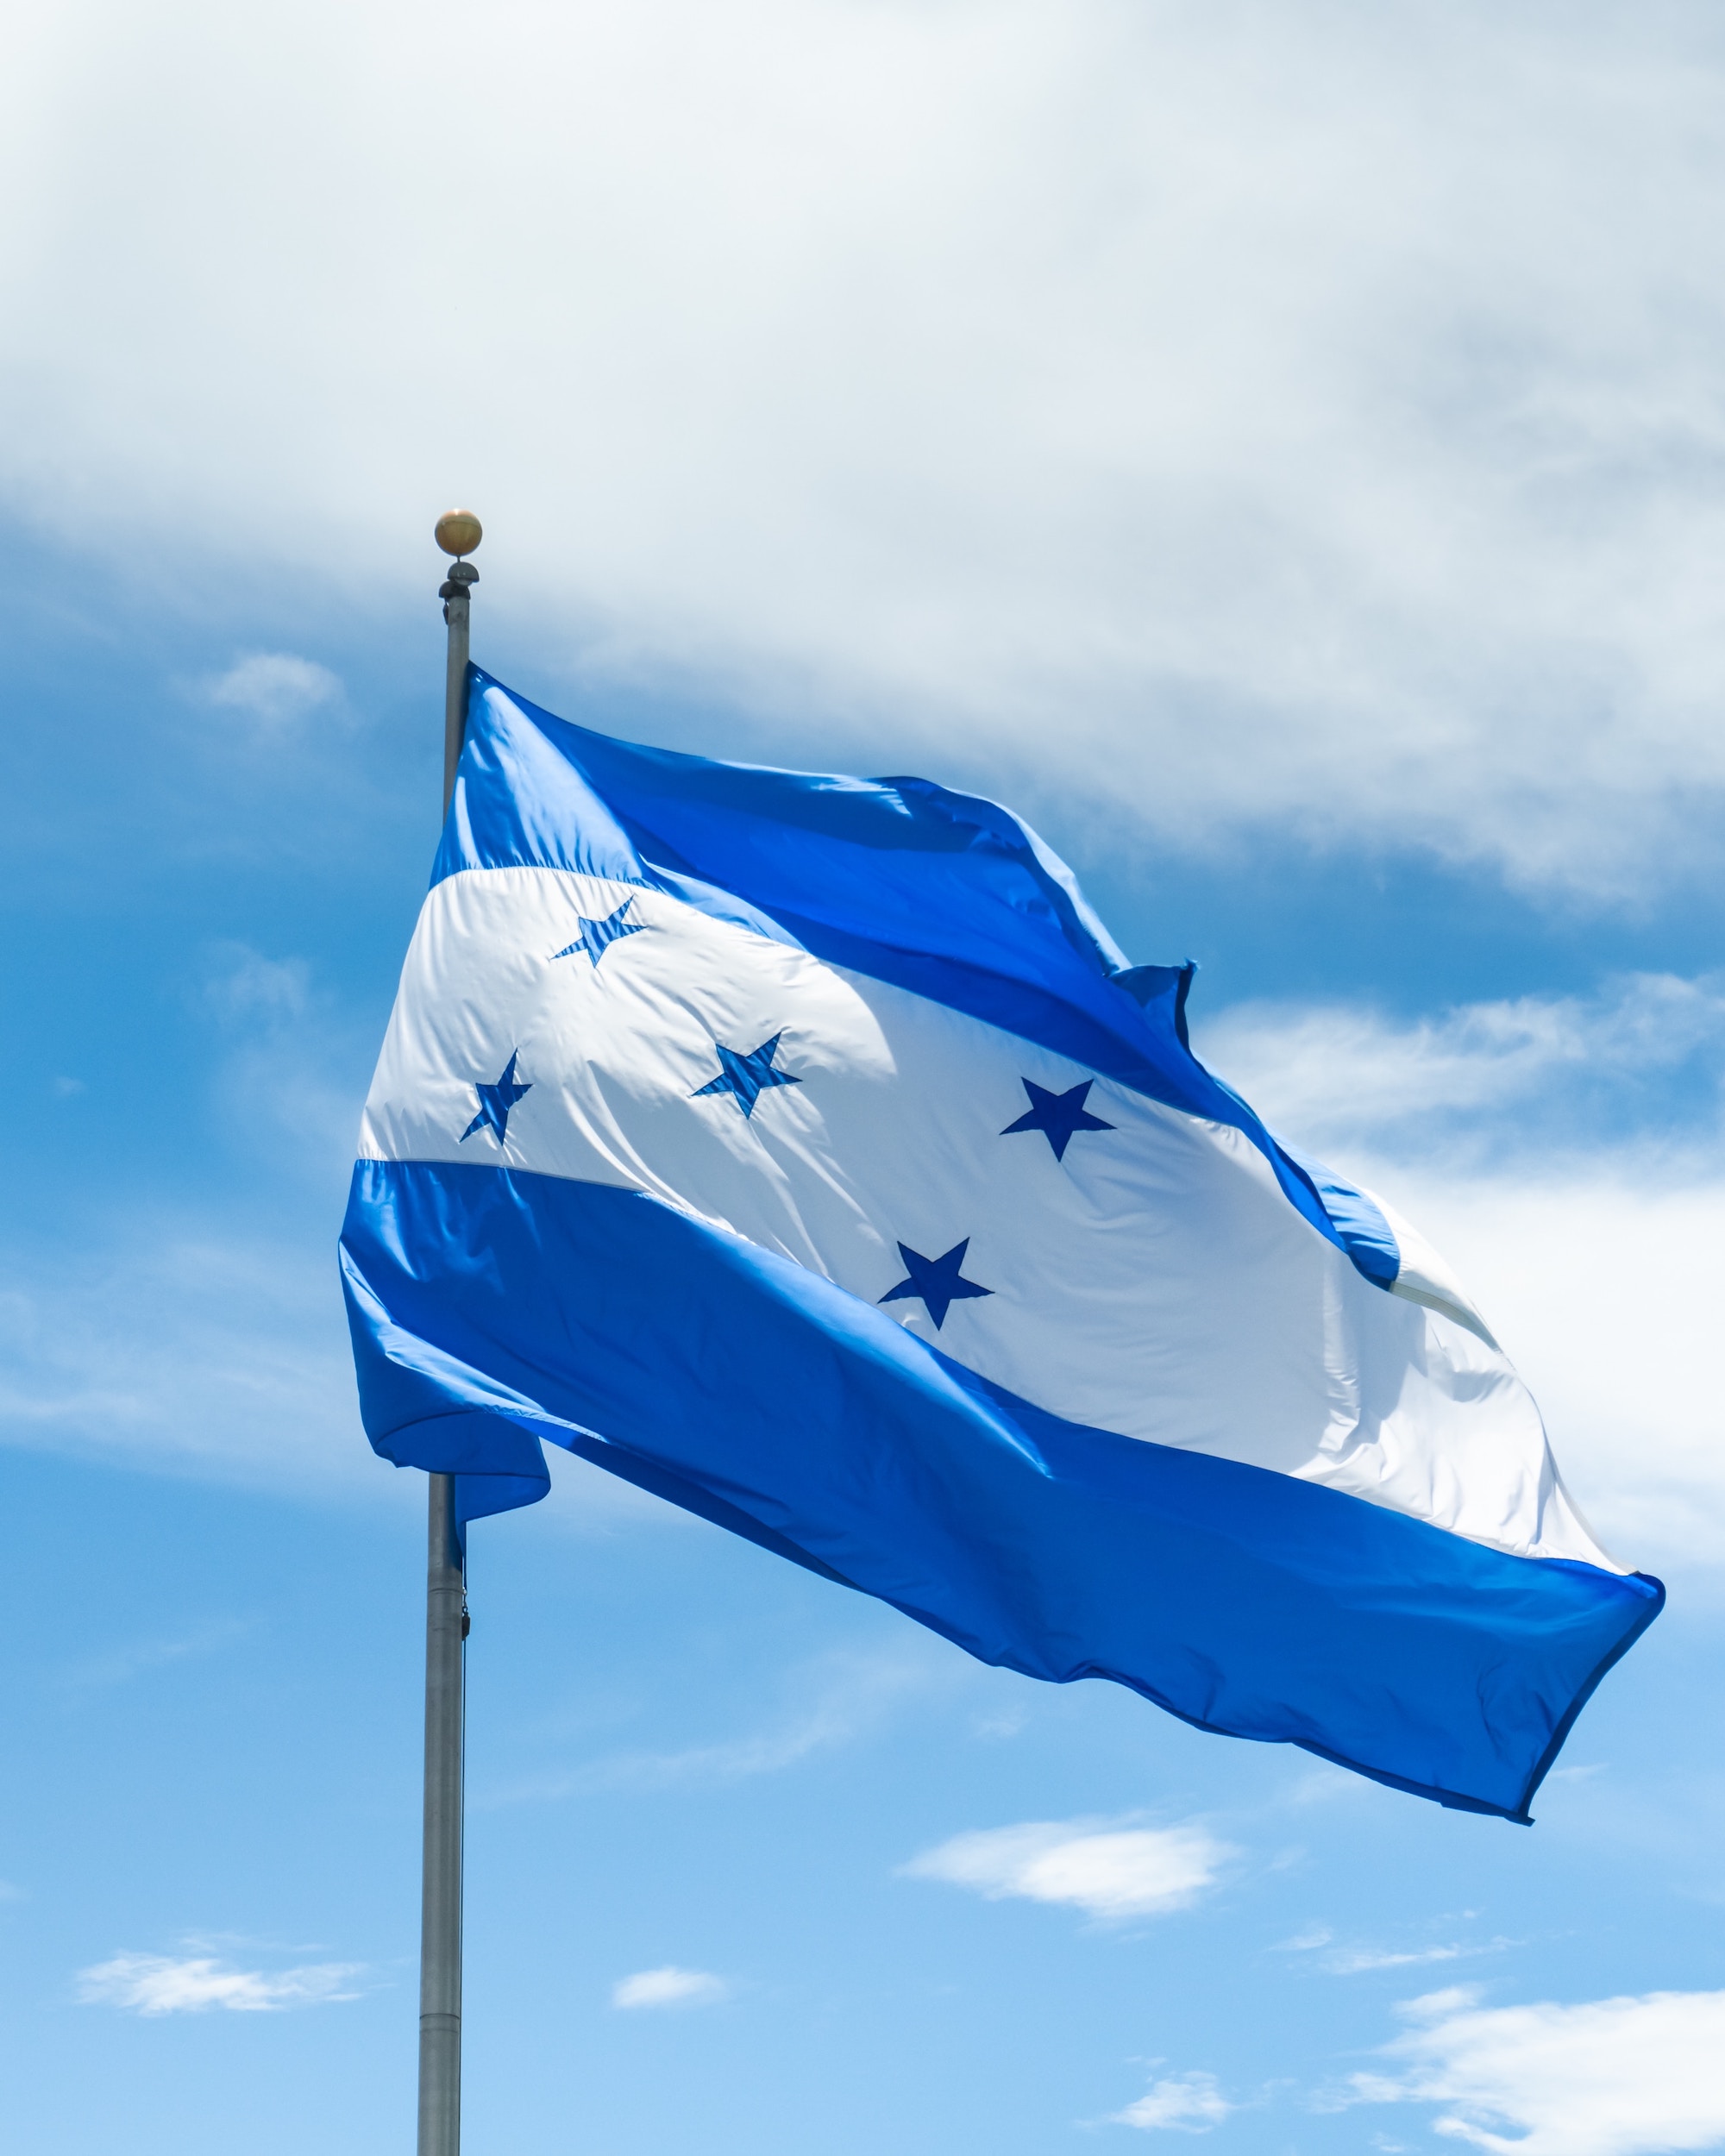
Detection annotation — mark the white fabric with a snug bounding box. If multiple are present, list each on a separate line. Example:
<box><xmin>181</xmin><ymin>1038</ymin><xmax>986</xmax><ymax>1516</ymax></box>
<box><xmin>361</xmin><ymin>866</ymin><xmax>1619</xmax><ymax>1572</ymax></box>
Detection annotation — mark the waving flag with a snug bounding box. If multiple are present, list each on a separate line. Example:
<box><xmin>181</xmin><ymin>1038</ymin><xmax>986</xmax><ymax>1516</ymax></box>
<box><xmin>341</xmin><ymin>668</ymin><xmax>1661</xmax><ymax>1821</ymax></box>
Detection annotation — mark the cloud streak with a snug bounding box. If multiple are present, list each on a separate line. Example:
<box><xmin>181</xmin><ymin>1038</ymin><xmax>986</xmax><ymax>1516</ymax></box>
<box><xmin>77</xmin><ymin>1950</ymin><xmax>368</xmax><ymax>2015</ymax></box>
<box><xmin>479</xmin><ymin>1647</ymin><xmax>941</xmax><ymax>1808</ymax></box>
<box><xmin>0</xmin><ymin>1218</ymin><xmax>377</xmax><ymax>1496</ymax></box>
<box><xmin>1276</xmin><ymin>1926</ymin><xmax>1512</xmax><ymax>1977</ymax></box>
<box><xmin>59</xmin><ymin>1620</ymin><xmax>250</xmax><ymax>1692</ymax></box>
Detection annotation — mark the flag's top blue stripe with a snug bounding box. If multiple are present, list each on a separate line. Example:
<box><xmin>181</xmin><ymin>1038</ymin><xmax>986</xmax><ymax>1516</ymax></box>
<box><xmin>434</xmin><ymin>667</ymin><xmax>1398</xmax><ymax>1288</ymax></box>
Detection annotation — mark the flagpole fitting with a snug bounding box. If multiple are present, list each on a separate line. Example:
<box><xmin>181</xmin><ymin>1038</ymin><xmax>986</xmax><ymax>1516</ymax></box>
<box><xmin>436</xmin><ymin>509</ymin><xmax>483</xmax><ymax>618</ymax></box>
<box><xmin>435</xmin><ymin>509</ymin><xmax>483</xmax><ymax>558</ymax></box>
<box><xmin>438</xmin><ymin>561</ymin><xmax>478</xmax><ymax>617</ymax></box>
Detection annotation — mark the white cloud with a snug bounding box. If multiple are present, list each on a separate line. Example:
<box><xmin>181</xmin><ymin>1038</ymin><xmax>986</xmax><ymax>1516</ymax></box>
<box><xmin>77</xmin><ymin>1950</ymin><xmax>367</xmax><ymax>2015</ymax></box>
<box><xmin>902</xmin><ymin>1816</ymin><xmax>1233</xmax><ymax>1922</ymax></box>
<box><xmin>1346</xmin><ymin>1985</ymin><xmax>1725</xmax><ymax>2156</ymax></box>
<box><xmin>1376</xmin><ymin>1175</ymin><xmax>1725</xmax><ymax>1565</ymax></box>
<box><xmin>1113</xmin><ymin>2071</ymin><xmax>1234</xmax><ymax>2134</ymax></box>
<box><xmin>202</xmin><ymin>943</ymin><xmax>313</xmax><ymax>1027</ymax></box>
<box><xmin>9</xmin><ymin>6</ymin><xmax>1725</xmax><ymax>889</ymax></box>
<box><xmin>971</xmin><ymin>1702</ymin><xmax>1031</xmax><ymax>1740</ymax></box>
<box><xmin>1193</xmin><ymin>976</ymin><xmax>1725</xmax><ymax>1163</ymax></box>
<box><xmin>204</xmin><ymin>654</ymin><xmax>340</xmax><ymax>727</ymax></box>
<box><xmin>1186</xmin><ymin>982</ymin><xmax>1725</xmax><ymax>1567</ymax></box>
<box><xmin>191</xmin><ymin>944</ymin><xmax>372</xmax><ymax>1179</ymax></box>
<box><xmin>611</xmin><ymin>1965</ymin><xmax>729</xmax><ymax>2010</ymax></box>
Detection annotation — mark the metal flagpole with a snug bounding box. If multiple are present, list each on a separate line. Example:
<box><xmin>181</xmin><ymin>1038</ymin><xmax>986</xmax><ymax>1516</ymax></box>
<box><xmin>420</xmin><ymin>508</ymin><xmax>482</xmax><ymax>2156</ymax></box>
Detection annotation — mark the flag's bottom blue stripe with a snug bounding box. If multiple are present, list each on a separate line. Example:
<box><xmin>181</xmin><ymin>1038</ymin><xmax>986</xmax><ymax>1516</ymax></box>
<box><xmin>340</xmin><ymin>1160</ymin><xmax>1662</xmax><ymax>1824</ymax></box>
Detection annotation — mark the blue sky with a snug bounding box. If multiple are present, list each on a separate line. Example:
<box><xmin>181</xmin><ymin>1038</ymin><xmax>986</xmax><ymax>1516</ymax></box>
<box><xmin>7</xmin><ymin>5</ymin><xmax>1725</xmax><ymax>2153</ymax></box>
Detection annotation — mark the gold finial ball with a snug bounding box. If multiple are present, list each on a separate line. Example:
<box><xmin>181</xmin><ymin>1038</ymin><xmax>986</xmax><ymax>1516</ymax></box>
<box><xmin>435</xmin><ymin>509</ymin><xmax>483</xmax><ymax>558</ymax></box>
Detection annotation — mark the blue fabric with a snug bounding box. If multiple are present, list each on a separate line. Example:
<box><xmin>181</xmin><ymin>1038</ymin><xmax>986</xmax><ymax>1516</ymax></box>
<box><xmin>434</xmin><ymin>670</ymin><xmax>1399</xmax><ymax>1287</ymax></box>
<box><xmin>550</xmin><ymin>899</ymin><xmax>646</xmax><ymax>968</ymax></box>
<box><xmin>1001</xmin><ymin>1077</ymin><xmax>1116</xmax><ymax>1161</ymax></box>
<box><xmin>341</xmin><ymin>1158</ymin><xmax>1662</xmax><ymax>1822</ymax></box>
<box><xmin>690</xmin><ymin>1031</ymin><xmax>803</xmax><ymax>1118</ymax></box>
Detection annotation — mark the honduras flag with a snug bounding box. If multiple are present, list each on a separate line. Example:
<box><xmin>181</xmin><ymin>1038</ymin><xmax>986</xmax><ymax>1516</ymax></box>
<box><xmin>341</xmin><ymin>668</ymin><xmax>1661</xmax><ymax>1823</ymax></box>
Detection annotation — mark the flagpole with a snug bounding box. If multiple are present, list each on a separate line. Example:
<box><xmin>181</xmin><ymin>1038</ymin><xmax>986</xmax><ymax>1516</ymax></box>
<box><xmin>421</xmin><ymin>509</ymin><xmax>481</xmax><ymax>2156</ymax></box>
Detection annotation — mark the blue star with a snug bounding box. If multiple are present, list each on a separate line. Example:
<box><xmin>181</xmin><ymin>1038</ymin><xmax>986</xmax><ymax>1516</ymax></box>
<box><xmin>879</xmin><ymin>1238</ymin><xmax>993</xmax><ymax>1330</ymax></box>
<box><xmin>1000</xmin><ymin>1077</ymin><xmax>1114</xmax><ymax>1161</ymax></box>
<box><xmin>692</xmin><ymin>1031</ymin><xmax>803</xmax><ymax>1118</ymax></box>
<box><xmin>550</xmin><ymin>899</ymin><xmax>646</xmax><ymax>968</ymax></box>
<box><xmin>461</xmin><ymin>1050</ymin><xmax>532</xmax><ymax>1144</ymax></box>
